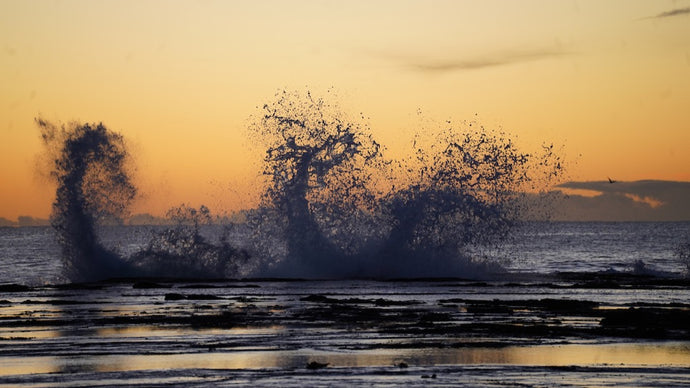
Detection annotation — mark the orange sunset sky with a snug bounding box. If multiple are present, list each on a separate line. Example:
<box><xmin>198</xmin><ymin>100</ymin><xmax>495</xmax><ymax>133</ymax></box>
<box><xmin>2</xmin><ymin>0</ymin><xmax>689</xmax><ymax>220</ymax></box>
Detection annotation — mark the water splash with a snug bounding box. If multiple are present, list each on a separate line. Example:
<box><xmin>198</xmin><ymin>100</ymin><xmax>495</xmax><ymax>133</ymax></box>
<box><xmin>129</xmin><ymin>204</ymin><xmax>253</xmax><ymax>278</ymax></box>
<box><xmin>38</xmin><ymin>119</ymin><xmax>136</xmax><ymax>281</ymax></box>
<box><xmin>39</xmin><ymin>120</ymin><xmax>252</xmax><ymax>282</ymax></box>
<box><xmin>249</xmin><ymin>91</ymin><xmax>563</xmax><ymax>278</ymax></box>
<box><xmin>40</xmin><ymin>91</ymin><xmax>562</xmax><ymax>281</ymax></box>
<box><xmin>249</xmin><ymin>89</ymin><xmax>385</xmax><ymax>277</ymax></box>
<box><xmin>377</xmin><ymin>123</ymin><xmax>562</xmax><ymax>274</ymax></box>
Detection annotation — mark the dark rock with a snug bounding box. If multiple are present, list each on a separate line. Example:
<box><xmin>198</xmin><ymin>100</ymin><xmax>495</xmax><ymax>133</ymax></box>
<box><xmin>306</xmin><ymin>361</ymin><xmax>329</xmax><ymax>370</ymax></box>
<box><xmin>164</xmin><ymin>293</ymin><xmax>186</xmax><ymax>301</ymax></box>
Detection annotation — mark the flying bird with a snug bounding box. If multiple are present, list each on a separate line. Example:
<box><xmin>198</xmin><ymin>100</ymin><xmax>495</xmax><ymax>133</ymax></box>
<box><xmin>608</xmin><ymin>177</ymin><xmax>617</xmax><ymax>184</ymax></box>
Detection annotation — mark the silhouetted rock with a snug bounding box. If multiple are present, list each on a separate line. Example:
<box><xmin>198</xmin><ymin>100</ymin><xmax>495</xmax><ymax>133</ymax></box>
<box><xmin>306</xmin><ymin>361</ymin><xmax>329</xmax><ymax>370</ymax></box>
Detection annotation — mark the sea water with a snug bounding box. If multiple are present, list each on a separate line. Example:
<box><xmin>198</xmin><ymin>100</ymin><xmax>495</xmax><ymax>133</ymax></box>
<box><xmin>498</xmin><ymin>221</ymin><xmax>690</xmax><ymax>275</ymax></box>
<box><xmin>1</xmin><ymin>222</ymin><xmax>688</xmax><ymax>286</ymax></box>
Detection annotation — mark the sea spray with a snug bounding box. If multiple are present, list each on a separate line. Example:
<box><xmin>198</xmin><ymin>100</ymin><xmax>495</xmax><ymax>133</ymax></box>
<box><xmin>38</xmin><ymin>119</ymin><xmax>136</xmax><ymax>281</ymax></box>
<box><xmin>38</xmin><ymin>91</ymin><xmax>562</xmax><ymax>281</ymax></box>
<box><xmin>249</xmin><ymin>89</ymin><xmax>386</xmax><ymax>277</ymax></box>
<box><xmin>129</xmin><ymin>204</ymin><xmax>252</xmax><ymax>278</ymax></box>
<box><xmin>377</xmin><ymin>122</ymin><xmax>563</xmax><ymax>277</ymax></box>
<box><xmin>39</xmin><ymin>120</ymin><xmax>253</xmax><ymax>281</ymax></box>
<box><xmin>250</xmin><ymin>91</ymin><xmax>563</xmax><ymax>278</ymax></box>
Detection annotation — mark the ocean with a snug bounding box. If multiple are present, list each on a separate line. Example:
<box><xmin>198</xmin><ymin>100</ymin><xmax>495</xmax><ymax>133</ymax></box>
<box><xmin>2</xmin><ymin>222</ymin><xmax>689</xmax><ymax>285</ymax></box>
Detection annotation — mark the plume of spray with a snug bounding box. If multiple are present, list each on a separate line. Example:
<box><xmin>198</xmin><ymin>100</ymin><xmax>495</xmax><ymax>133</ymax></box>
<box><xmin>377</xmin><ymin>119</ymin><xmax>564</xmax><ymax>277</ymax></box>
<box><xmin>130</xmin><ymin>204</ymin><xmax>253</xmax><ymax>278</ymax></box>
<box><xmin>38</xmin><ymin>119</ymin><xmax>254</xmax><ymax>282</ymax></box>
<box><xmin>248</xmin><ymin>89</ymin><xmax>386</xmax><ymax>277</ymax></box>
<box><xmin>37</xmin><ymin>93</ymin><xmax>563</xmax><ymax>282</ymax></box>
<box><xmin>249</xmin><ymin>92</ymin><xmax>564</xmax><ymax>279</ymax></box>
<box><xmin>38</xmin><ymin>119</ymin><xmax>136</xmax><ymax>282</ymax></box>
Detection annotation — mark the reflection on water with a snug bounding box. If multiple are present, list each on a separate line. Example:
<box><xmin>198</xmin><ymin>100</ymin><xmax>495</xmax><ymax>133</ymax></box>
<box><xmin>424</xmin><ymin>343</ymin><xmax>690</xmax><ymax>366</ymax></box>
<box><xmin>1</xmin><ymin>343</ymin><xmax>689</xmax><ymax>376</ymax></box>
<box><xmin>95</xmin><ymin>325</ymin><xmax>286</xmax><ymax>338</ymax></box>
<box><xmin>0</xmin><ymin>327</ymin><xmax>60</xmax><ymax>340</ymax></box>
<box><xmin>3</xmin><ymin>280</ymin><xmax>690</xmax><ymax>386</ymax></box>
<box><xmin>0</xmin><ymin>357</ymin><xmax>60</xmax><ymax>376</ymax></box>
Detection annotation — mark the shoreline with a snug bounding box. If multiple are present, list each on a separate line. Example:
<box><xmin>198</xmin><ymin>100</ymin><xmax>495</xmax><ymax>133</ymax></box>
<box><xmin>1</xmin><ymin>275</ymin><xmax>689</xmax><ymax>385</ymax></box>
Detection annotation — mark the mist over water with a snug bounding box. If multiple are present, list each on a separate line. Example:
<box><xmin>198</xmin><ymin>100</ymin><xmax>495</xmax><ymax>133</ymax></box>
<box><xmin>39</xmin><ymin>90</ymin><xmax>562</xmax><ymax>282</ymax></box>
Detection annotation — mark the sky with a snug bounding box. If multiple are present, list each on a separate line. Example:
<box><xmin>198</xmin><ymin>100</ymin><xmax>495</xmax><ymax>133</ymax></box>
<box><xmin>1</xmin><ymin>0</ymin><xmax>689</xmax><ymax>221</ymax></box>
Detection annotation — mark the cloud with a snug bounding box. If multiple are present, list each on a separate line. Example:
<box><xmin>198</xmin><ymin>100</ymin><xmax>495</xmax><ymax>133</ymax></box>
<box><xmin>557</xmin><ymin>180</ymin><xmax>690</xmax><ymax>200</ymax></box>
<box><xmin>644</xmin><ymin>7</ymin><xmax>690</xmax><ymax>19</ymax></box>
<box><xmin>552</xmin><ymin>180</ymin><xmax>690</xmax><ymax>221</ymax></box>
<box><xmin>370</xmin><ymin>47</ymin><xmax>569</xmax><ymax>73</ymax></box>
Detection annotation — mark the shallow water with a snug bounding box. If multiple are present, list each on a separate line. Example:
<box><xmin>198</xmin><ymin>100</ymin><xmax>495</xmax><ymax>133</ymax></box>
<box><xmin>3</xmin><ymin>342</ymin><xmax>690</xmax><ymax>375</ymax></box>
<box><xmin>1</xmin><ymin>279</ymin><xmax>689</xmax><ymax>386</ymax></box>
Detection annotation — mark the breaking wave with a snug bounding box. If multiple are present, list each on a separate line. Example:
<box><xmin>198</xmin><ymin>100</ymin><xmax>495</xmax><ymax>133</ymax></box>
<box><xmin>39</xmin><ymin>90</ymin><xmax>562</xmax><ymax>282</ymax></box>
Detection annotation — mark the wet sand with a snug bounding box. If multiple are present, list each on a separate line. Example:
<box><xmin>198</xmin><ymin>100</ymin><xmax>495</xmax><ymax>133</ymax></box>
<box><xmin>1</xmin><ymin>275</ymin><xmax>689</xmax><ymax>386</ymax></box>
